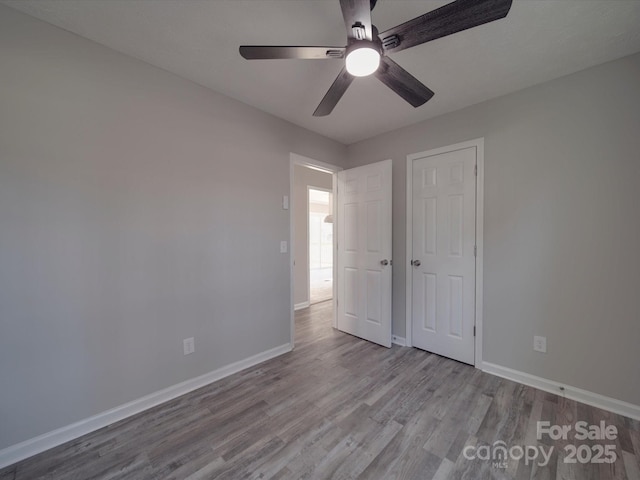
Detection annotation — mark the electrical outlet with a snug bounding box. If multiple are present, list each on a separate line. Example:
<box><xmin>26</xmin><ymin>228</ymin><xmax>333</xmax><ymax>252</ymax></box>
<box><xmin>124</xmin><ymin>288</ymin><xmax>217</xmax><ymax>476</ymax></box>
<box><xmin>533</xmin><ymin>336</ymin><xmax>547</xmax><ymax>353</ymax></box>
<box><xmin>183</xmin><ymin>337</ymin><xmax>195</xmax><ymax>355</ymax></box>
<box><xmin>280</xmin><ymin>240</ymin><xmax>288</xmax><ymax>253</ymax></box>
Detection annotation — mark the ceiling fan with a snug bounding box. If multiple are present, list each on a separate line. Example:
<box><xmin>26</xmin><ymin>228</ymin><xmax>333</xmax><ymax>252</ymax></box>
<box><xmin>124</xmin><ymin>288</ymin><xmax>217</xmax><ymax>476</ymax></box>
<box><xmin>240</xmin><ymin>0</ymin><xmax>513</xmax><ymax>116</ymax></box>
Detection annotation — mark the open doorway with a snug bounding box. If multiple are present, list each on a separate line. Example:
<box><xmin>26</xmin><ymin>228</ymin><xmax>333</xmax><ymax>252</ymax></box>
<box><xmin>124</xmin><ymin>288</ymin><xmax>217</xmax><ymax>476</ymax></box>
<box><xmin>290</xmin><ymin>153</ymin><xmax>340</xmax><ymax>348</ymax></box>
<box><xmin>292</xmin><ymin>162</ymin><xmax>334</xmax><ymax>311</ymax></box>
<box><xmin>308</xmin><ymin>188</ymin><xmax>333</xmax><ymax>305</ymax></box>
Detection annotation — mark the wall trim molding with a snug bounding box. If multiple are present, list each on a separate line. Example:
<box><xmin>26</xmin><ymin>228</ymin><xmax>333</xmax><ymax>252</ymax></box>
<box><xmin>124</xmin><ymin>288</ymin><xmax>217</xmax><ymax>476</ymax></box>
<box><xmin>0</xmin><ymin>343</ymin><xmax>292</xmax><ymax>469</ymax></box>
<box><xmin>392</xmin><ymin>335</ymin><xmax>407</xmax><ymax>347</ymax></box>
<box><xmin>294</xmin><ymin>301</ymin><xmax>310</xmax><ymax>311</ymax></box>
<box><xmin>482</xmin><ymin>361</ymin><xmax>640</xmax><ymax>421</ymax></box>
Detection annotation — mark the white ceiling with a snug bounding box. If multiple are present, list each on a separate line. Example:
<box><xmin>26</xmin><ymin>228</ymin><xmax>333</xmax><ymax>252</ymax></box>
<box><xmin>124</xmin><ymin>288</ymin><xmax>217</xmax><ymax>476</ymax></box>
<box><xmin>3</xmin><ymin>0</ymin><xmax>640</xmax><ymax>144</ymax></box>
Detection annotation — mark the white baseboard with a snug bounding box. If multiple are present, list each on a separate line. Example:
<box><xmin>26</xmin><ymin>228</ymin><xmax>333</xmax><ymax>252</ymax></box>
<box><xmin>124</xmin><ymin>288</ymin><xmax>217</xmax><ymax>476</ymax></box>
<box><xmin>481</xmin><ymin>361</ymin><xmax>640</xmax><ymax>421</ymax></box>
<box><xmin>0</xmin><ymin>343</ymin><xmax>292</xmax><ymax>470</ymax></box>
<box><xmin>392</xmin><ymin>335</ymin><xmax>407</xmax><ymax>347</ymax></box>
<box><xmin>294</xmin><ymin>301</ymin><xmax>310</xmax><ymax>311</ymax></box>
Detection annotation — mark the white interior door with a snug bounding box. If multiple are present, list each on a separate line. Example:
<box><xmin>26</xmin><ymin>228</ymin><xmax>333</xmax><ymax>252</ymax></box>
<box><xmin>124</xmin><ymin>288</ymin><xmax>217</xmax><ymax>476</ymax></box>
<box><xmin>410</xmin><ymin>146</ymin><xmax>477</xmax><ymax>364</ymax></box>
<box><xmin>337</xmin><ymin>159</ymin><xmax>392</xmax><ymax>348</ymax></box>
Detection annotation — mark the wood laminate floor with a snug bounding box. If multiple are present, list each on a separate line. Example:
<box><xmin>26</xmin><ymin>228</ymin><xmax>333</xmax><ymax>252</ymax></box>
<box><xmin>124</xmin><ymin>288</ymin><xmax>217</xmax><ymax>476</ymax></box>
<box><xmin>2</xmin><ymin>301</ymin><xmax>639</xmax><ymax>479</ymax></box>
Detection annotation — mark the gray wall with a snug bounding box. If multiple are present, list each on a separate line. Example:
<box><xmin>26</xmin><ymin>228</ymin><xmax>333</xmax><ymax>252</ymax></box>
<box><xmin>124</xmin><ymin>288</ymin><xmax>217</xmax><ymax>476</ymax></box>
<box><xmin>347</xmin><ymin>52</ymin><xmax>640</xmax><ymax>406</ymax></box>
<box><xmin>0</xmin><ymin>5</ymin><xmax>346</xmax><ymax>450</ymax></box>
<box><xmin>293</xmin><ymin>165</ymin><xmax>333</xmax><ymax>307</ymax></box>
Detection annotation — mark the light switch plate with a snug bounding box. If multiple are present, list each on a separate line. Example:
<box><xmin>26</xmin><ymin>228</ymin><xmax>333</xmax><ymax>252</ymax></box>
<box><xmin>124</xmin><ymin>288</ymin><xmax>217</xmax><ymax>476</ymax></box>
<box><xmin>282</xmin><ymin>196</ymin><xmax>289</xmax><ymax>210</ymax></box>
<box><xmin>280</xmin><ymin>241</ymin><xmax>288</xmax><ymax>253</ymax></box>
<box><xmin>183</xmin><ymin>337</ymin><xmax>195</xmax><ymax>355</ymax></box>
<box><xmin>533</xmin><ymin>336</ymin><xmax>547</xmax><ymax>353</ymax></box>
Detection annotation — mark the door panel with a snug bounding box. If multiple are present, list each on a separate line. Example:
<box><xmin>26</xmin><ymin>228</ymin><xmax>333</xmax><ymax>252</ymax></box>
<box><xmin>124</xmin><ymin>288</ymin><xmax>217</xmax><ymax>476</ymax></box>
<box><xmin>337</xmin><ymin>160</ymin><xmax>392</xmax><ymax>348</ymax></box>
<box><xmin>411</xmin><ymin>147</ymin><xmax>476</xmax><ymax>364</ymax></box>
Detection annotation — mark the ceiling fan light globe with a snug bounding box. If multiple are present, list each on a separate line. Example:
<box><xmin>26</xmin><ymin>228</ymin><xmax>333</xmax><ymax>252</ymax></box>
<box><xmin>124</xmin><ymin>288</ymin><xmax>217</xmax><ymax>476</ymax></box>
<box><xmin>345</xmin><ymin>47</ymin><xmax>380</xmax><ymax>77</ymax></box>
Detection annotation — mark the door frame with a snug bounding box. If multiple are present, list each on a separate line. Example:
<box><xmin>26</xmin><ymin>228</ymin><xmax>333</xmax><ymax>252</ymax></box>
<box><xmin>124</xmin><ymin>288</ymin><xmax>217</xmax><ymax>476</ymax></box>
<box><xmin>290</xmin><ymin>153</ymin><xmax>342</xmax><ymax>348</ymax></box>
<box><xmin>405</xmin><ymin>138</ymin><xmax>484</xmax><ymax>367</ymax></box>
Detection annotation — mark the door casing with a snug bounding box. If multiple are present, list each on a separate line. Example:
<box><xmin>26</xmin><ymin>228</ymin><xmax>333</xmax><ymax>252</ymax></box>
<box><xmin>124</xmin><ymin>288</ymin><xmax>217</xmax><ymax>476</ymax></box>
<box><xmin>405</xmin><ymin>138</ymin><xmax>484</xmax><ymax>367</ymax></box>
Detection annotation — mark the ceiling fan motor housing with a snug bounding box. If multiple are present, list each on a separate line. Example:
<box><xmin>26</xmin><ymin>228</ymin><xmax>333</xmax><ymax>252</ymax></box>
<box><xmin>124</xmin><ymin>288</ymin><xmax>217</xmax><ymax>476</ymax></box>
<box><xmin>346</xmin><ymin>39</ymin><xmax>381</xmax><ymax>56</ymax></box>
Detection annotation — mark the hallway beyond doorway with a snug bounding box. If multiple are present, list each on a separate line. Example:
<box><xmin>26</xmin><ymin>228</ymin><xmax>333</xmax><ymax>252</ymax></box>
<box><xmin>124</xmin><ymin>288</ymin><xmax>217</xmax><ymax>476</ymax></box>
<box><xmin>310</xmin><ymin>267</ymin><xmax>332</xmax><ymax>304</ymax></box>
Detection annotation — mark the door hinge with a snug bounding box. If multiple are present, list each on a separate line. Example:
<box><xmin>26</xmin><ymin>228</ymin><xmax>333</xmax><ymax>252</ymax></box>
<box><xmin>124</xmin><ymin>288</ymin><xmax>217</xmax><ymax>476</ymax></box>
<box><xmin>474</xmin><ymin>245</ymin><xmax>477</xmax><ymax>257</ymax></box>
<box><xmin>474</xmin><ymin>164</ymin><xmax>478</xmax><ymax>176</ymax></box>
<box><xmin>473</xmin><ymin>326</ymin><xmax>476</xmax><ymax>337</ymax></box>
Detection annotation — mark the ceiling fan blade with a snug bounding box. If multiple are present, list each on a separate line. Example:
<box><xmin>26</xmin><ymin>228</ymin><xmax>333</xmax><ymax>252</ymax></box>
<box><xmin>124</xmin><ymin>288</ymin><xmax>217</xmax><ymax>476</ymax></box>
<box><xmin>378</xmin><ymin>0</ymin><xmax>513</xmax><ymax>54</ymax></box>
<box><xmin>374</xmin><ymin>56</ymin><xmax>434</xmax><ymax>108</ymax></box>
<box><xmin>313</xmin><ymin>67</ymin><xmax>354</xmax><ymax>117</ymax></box>
<box><xmin>239</xmin><ymin>46</ymin><xmax>345</xmax><ymax>60</ymax></box>
<box><xmin>340</xmin><ymin>0</ymin><xmax>373</xmax><ymax>41</ymax></box>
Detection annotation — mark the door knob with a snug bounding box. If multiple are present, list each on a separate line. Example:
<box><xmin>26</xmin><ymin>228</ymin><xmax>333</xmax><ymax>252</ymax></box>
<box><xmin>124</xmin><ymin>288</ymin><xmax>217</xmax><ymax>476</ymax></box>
<box><xmin>412</xmin><ymin>260</ymin><xmax>421</xmax><ymax>267</ymax></box>
<box><xmin>380</xmin><ymin>259</ymin><xmax>389</xmax><ymax>266</ymax></box>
